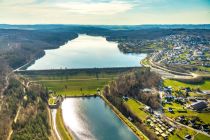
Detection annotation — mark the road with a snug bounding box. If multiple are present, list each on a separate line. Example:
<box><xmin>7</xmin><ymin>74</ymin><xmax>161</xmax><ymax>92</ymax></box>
<box><xmin>164</xmin><ymin>115</ymin><xmax>210</xmax><ymax>138</ymax></box>
<box><xmin>141</xmin><ymin>52</ymin><xmax>201</xmax><ymax>80</ymax></box>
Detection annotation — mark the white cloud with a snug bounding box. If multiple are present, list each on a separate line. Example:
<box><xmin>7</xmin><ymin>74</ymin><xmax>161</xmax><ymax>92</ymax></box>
<box><xmin>54</xmin><ymin>1</ymin><xmax>134</xmax><ymax>15</ymax></box>
<box><xmin>0</xmin><ymin>0</ymin><xmax>209</xmax><ymax>24</ymax></box>
<box><xmin>0</xmin><ymin>0</ymin><xmax>134</xmax><ymax>15</ymax></box>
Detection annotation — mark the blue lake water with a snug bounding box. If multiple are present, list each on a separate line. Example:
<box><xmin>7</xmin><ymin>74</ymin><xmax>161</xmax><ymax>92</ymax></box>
<box><xmin>27</xmin><ymin>34</ymin><xmax>146</xmax><ymax>70</ymax></box>
<box><xmin>61</xmin><ymin>97</ymin><xmax>139</xmax><ymax>140</ymax></box>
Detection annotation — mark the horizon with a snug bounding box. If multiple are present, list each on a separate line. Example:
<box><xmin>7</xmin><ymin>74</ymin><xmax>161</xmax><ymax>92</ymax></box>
<box><xmin>1</xmin><ymin>23</ymin><xmax>210</xmax><ymax>26</ymax></box>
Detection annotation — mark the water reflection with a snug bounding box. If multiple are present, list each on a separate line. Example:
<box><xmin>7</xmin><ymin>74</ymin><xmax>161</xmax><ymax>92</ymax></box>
<box><xmin>61</xmin><ymin>97</ymin><xmax>138</xmax><ymax>140</ymax></box>
<box><xmin>27</xmin><ymin>35</ymin><xmax>146</xmax><ymax>70</ymax></box>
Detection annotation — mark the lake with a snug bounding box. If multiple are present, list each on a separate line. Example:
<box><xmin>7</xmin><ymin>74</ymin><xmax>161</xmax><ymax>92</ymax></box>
<box><xmin>61</xmin><ymin>97</ymin><xmax>138</xmax><ymax>140</ymax></box>
<box><xmin>27</xmin><ymin>34</ymin><xmax>146</xmax><ymax>70</ymax></box>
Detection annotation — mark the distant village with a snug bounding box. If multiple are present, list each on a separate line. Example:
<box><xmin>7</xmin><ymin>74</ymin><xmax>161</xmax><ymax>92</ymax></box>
<box><xmin>153</xmin><ymin>35</ymin><xmax>210</xmax><ymax>67</ymax></box>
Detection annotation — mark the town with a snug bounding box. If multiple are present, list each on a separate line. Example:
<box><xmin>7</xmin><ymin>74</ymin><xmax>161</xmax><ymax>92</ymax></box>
<box><xmin>152</xmin><ymin>34</ymin><xmax>210</xmax><ymax>71</ymax></box>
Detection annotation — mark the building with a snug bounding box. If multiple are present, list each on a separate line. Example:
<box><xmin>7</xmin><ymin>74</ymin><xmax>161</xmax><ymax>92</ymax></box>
<box><xmin>191</xmin><ymin>101</ymin><xmax>207</xmax><ymax>111</ymax></box>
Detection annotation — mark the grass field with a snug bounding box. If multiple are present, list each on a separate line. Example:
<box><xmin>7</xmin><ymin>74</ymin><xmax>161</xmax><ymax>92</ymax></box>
<box><xmin>101</xmin><ymin>96</ymin><xmax>149</xmax><ymax>140</ymax></box>
<box><xmin>40</xmin><ymin>78</ymin><xmax>112</xmax><ymax>96</ymax></box>
<box><xmin>168</xmin><ymin>126</ymin><xmax>197</xmax><ymax>140</ymax></box>
<box><xmin>194</xmin><ymin>133</ymin><xmax>210</xmax><ymax>140</ymax></box>
<box><xmin>123</xmin><ymin>98</ymin><xmax>149</xmax><ymax>121</ymax></box>
<box><xmin>56</xmin><ymin>108</ymin><xmax>72</xmax><ymax>140</ymax></box>
<box><xmin>169</xmin><ymin>126</ymin><xmax>210</xmax><ymax>140</ymax></box>
<box><xmin>163</xmin><ymin>103</ymin><xmax>210</xmax><ymax>140</ymax></box>
<box><xmin>22</xmin><ymin>69</ymin><xmax>130</xmax><ymax>96</ymax></box>
<box><xmin>141</xmin><ymin>58</ymin><xmax>150</xmax><ymax>66</ymax></box>
<box><xmin>163</xmin><ymin>79</ymin><xmax>210</xmax><ymax>90</ymax></box>
<box><xmin>164</xmin><ymin>103</ymin><xmax>210</xmax><ymax>124</ymax></box>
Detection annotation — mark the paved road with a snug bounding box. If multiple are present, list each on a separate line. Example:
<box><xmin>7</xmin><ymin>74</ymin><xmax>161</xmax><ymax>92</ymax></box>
<box><xmin>141</xmin><ymin>52</ymin><xmax>201</xmax><ymax>80</ymax></box>
<box><xmin>165</xmin><ymin>116</ymin><xmax>210</xmax><ymax>138</ymax></box>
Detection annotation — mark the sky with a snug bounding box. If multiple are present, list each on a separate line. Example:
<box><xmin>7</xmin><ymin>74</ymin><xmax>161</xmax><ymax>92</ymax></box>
<box><xmin>0</xmin><ymin>0</ymin><xmax>210</xmax><ymax>25</ymax></box>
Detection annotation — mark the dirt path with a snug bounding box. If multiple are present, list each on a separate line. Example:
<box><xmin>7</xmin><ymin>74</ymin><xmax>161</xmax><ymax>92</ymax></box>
<box><xmin>7</xmin><ymin>106</ymin><xmax>21</xmax><ymax>140</ymax></box>
<box><xmin>51</xmin><ymin>109</ymin><xmax>62</xmax><ymax>140</ymax></box>
<box><xmin>14</xmin><ymin>107</ymin><xmax>21</xmax><ymax>123</ymax></box>
<box><xmin>47</xmin><ymin>107</ymin><xmax>59</xmax><ymax>140</ymax></box>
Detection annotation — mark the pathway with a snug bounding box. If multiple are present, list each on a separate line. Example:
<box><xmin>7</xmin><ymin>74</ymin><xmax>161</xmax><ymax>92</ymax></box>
<box><xmin>165</xmin><ymin>116</ymin><xmax>210</xmax><ymax>138</ymax></box>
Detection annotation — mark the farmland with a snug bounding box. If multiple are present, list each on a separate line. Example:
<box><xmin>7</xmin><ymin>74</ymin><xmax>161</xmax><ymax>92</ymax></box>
<box><xmin>164</xmin><ymin>79</ymin><xmax>210</xmax><ymax>90</ymax></box>
<box><xmin>18</xmin><ymin>68</ymin><xmax>137</xmax><ymax>96</ymax></box>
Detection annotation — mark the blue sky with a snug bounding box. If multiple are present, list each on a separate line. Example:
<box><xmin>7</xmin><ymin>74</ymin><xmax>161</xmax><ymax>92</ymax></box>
<box><xmin>0</xmin><ymin>0</ymin><xmax>209</xmax><ymax>24</ymax></box>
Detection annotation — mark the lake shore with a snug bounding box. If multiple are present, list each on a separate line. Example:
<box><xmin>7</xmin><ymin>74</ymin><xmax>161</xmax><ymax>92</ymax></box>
<box><xmin>56</xmin><ymin>95</ymin><xmax>148</xmax><ymax>140</ymax></box>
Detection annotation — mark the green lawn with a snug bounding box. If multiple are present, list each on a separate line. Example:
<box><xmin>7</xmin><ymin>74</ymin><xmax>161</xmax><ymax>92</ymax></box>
<box><xmin>168</xmin><ymin>126</ymin><xmax>197</xmax><ymax>140</ymax></box>
<box><xmin>164</xmin><ymin>79</ymin><xmax>210</xmax><ymax>90</ymax></box>
<box><xmin>41</xmin><ymin>78</ymin><xmax>112</xmax><ymax>96</ymax></box>
<box><xmin>194</xmin><ymin>133</ymin><xmax>210</xmax><ymax>140</ymax></box>
<box><xmin>48</xmin><ymin>97</ymin><xmax>56</xmax><ymax>105</ymax></box>
<box><xmin>24</xmin><ymin>70</ymin><xmax>123</xmax><ymax>96</ymax></box>
<box><xmin>56</xmin><ymin>108</ymin><xmax>72</xmax><ymax>140</ymax></box>
<box><xmin>164</xmin><ymin>103</ymin><xmax>210</xmax><ymax>124</ymax></box>
<box><xmin>141</xmin><ymin>58</ymin><xmax>150</xmax><ymax>66</ymax></box>
<box><xmin>169</xmin><ymin>126</ymin><xmax>210</xmax><ymax>140</ymax></box>
<box><xmin>123</xmin><ymin>98</ymin><xmax>149</xmax><ymax>121</ymax></box>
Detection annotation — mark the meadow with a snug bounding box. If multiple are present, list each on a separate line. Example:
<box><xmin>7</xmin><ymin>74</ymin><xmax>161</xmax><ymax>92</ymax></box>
<box><xmin>163</xmin><ymin>79</ymin><xmax>210</xmax><ymax>90</ymax></box>
<box><xmin>163</xmin><ymin>103</ymin><xmax>210</xmax><ymax>124</ymax></box>
<box><xmin>123</xmin><ymin>98</ymin><xmax>149</xmax><ymax>121</ymax></box>
<box><xmin>20</xmin><ymin>68</ymin><xmax>136</xmax><ymax>96</ymax></box>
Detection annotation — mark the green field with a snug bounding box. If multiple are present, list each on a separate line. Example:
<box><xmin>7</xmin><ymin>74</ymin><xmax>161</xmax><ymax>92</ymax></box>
<box><xmin>56</xmin><ymin>108</ymin><xmax>72</xmax><ymax>140</ymax></box>
<box><xmin>194</xmin><ymin>133</ymin><xmax>210</xmax><ymax>140</ymax></box>
<box><xmin>48</xmin><ymin>97</ymin><xmax>56</xmax><ymax>105</ymax></box>
<box><xmin>169</xmin><ymin>125</ymin><xmax>210</xmax><ymax>140</ymax></box>
<box><xmin>169</xmin><ymin>126</ymin><xmax>197</xmax><ymax>140</ymax></box>
<box><xmin>41</xmin><ymin>79</ymin><xmax>112</xmax><ymax>96</ymax></box>
<box><xmin>164</xmin><ymin>79</ymin><xmax>210</xmax><ymax>90</ymax></box>
<box><xmin>123</xmin><ymin>98</ymin><xmax>149</xmax><ymax>121</ymax></box>
<box><xmin>21</xmin><ymin>68</ymin><xmax>132</xmax><ymax>96</ymax></box>
<box><xmin>164</xmin><ymin>103</ymin><xmax>210</xmax><ymax>124</ymax></box>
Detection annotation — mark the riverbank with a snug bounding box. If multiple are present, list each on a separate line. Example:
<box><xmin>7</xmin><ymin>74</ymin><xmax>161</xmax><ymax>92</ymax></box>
<box><xmin>55</xmin><ymin>95</ymin><xmax>147</xmax><ymax>140</ymax></box>
<box><xmin>100</xmin><ymin>94</ymin><xmax>149</xmax><ymax>140</ymax></box>
<box><xmin>56</xmin><ymin>108</ymin><xmax>73</xmax><ymax>140</ymax></box>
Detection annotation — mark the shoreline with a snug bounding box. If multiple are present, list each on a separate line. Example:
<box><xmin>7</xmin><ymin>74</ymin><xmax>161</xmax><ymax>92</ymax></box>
<box><xmin>58</xmin><ymin>94</ymin><xmax>148</xmax><ymax>140</ymax></box>
<box><xmin>55</xmin><ymin>108</ymin><xmax>73</xmax><ymax>140</ymax></box>
<box><xmin>99</xmin><ymin>94</ymin><xmax>149</xmax><ymax>140</ymax></box>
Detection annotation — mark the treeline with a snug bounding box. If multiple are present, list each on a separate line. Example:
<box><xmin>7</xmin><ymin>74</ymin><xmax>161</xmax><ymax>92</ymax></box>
<box><xmin>0</xmin><ymin>77</ymin><xmax>24</xmax><ymax>139</ymax></box>
<box><xmin>0</xmin><ymin>76</ymin><xmax>51</xmax><ymax>140</ymax></box>
<box><xmin>0</xmin><ymin>58</ymin><xmax>10</xmax><ymax>90</ymax></box>
<box><xmin>17</xmin><ymin>67</ymin><xmax>139</xmax><ymax>77</ymax></box>
<box><xmin>11</xmin><ymin>83</ymin><xmax>50</xmax><ymax>140</ymax></box>
<box><xmin>0</xmin><ymin>29</ymin><xmax>78</xmax><ymax>69</ymax></box>
<box><xmin>104</xmin><ymin>68</ymin><xmax>161</xmax><ymax>109</ymax></box>
<box><xmin>103</xmin><ymin>68</ymin><xmax>161</xmax><ymax>139</ymax></box>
